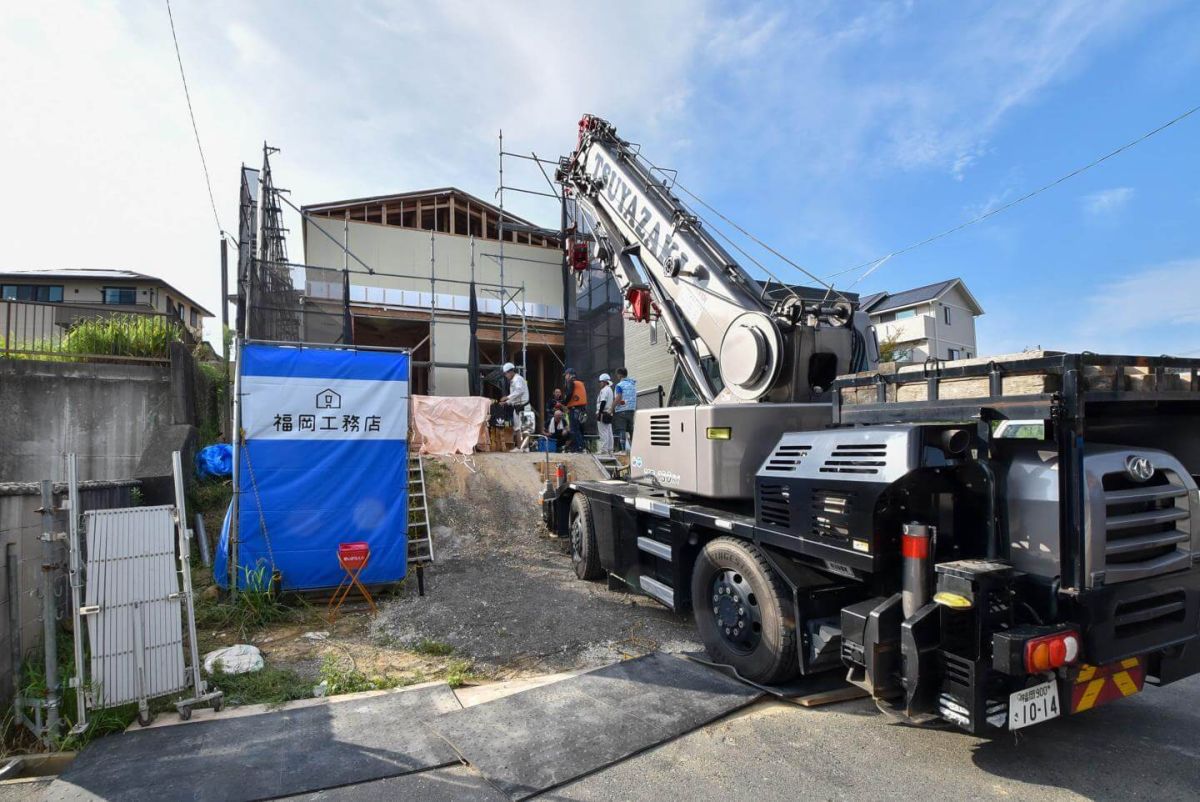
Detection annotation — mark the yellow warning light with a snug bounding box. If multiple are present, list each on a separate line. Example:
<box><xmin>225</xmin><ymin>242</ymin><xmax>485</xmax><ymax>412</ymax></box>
<box><xmin>934</xmin><ymin>591</ymin><xmax>973</xmax><ymax>609</ymax></box>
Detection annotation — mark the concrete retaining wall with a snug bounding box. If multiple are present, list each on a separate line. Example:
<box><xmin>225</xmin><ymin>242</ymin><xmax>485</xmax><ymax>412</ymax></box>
<box><xmin>0</xmin><ymin>480</ymin><xmax>138</xmax><ymax>711</ymax></box>
<box><xmin>0</xmin><ymin>360</ymin><xmax>172</xmax><ymax>483</ymax></box>
<box><xmin>0</xmin><ymin>343</ymin><xmax>205</xmax><ymax>487</ymax></box>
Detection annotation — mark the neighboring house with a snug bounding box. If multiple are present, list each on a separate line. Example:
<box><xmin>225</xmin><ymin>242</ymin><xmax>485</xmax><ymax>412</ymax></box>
<box><xmin>0</xmin><ymin>268</ymin><xmax>213</xmax><ymax>340</ymax></box>
<box><xmin>301</xmin><ymin>187</ymin><xmax>568</xmax><ymax>410</ymax></box>
<box><xmin>859</xmin><ymin>278</ymin><xmax>983</xmax><ymax>364</ymax></box>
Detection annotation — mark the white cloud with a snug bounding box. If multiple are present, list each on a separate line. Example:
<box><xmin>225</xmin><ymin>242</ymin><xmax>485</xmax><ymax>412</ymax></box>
<box><xmin>0</xmin><ymin>0</ymin><xmax>712</xmax><ymax>344</ymax></box>
<box><xmin>225</xmin><ymin>22</ymin><xmax>283</xmax><ymax>67</ymax></box>
<box><xmin>1082</xmin><ymin>186</ymin><xmax>1135</xmax><ymax>216</ymax></box>
<box><xmin>0</xmin><ymin>0</ymin><xmax>1163</xmax><ymax>347</ymax></box>
<box><xmin>1071</xmin><ymin>258</ymin><xmax>1200</xmax><ymax>353</ymax></box>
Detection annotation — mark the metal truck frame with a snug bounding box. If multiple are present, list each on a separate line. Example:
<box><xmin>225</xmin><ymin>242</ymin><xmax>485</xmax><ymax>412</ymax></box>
<box><xmin>544</xmin><ymin>353</ymin><xmax>1200</xmax><ymax>733</ymax></box>
<box><xmin>546</xmin><ymin>114</ymin><xmax>1200</xmax><ymax>734</ymax></box>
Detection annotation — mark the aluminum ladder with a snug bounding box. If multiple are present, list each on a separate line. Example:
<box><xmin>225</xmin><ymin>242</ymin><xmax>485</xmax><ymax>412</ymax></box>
<box><xmin>593</xmin><ymin>452</ymin><xmax>626</xmax><ymax>479</ymax></box>
<box><xmin>407</xmin><ymin>452</ymin><xmax>433</xmax><ymax>595</ymax></box>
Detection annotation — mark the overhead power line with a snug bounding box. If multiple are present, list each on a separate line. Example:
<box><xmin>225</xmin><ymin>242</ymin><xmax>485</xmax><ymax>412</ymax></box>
<box><xmin>655</xmin><ymin>171</ymin><xmax>844</xmax><ymax>300</ymax></box>
<box><xmin>828</xmin><ymin>102</ymin><xmax>1200</xmax><ymax>284</ymax></box>
<box><xmin>166</xmin><ymin>0</ymin><xmax>223</xmax><ymax>236</ymax></box>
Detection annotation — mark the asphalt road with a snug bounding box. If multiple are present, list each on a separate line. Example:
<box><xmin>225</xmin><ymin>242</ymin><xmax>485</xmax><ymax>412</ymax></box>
<box><xmin>549</xmin><ymin>673</ymin><xmax>1200</xmax><ymax>801</ymax></box>
<box><xmin>29</xmin><ymin>670</ymin><xmax>1200</xmax><ymax>801</ymax></box>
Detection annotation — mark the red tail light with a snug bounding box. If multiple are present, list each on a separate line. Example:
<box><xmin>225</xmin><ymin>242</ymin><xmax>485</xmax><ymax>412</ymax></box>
<box><xmin>555</xmin><ymin>464</ymin><xmax>566</xmax><ymax>483</ymax></box>
<box><xmin>1025</xmin><ymin>630</ymin><xmax>1081</xmax><ymax>673</ymax></box>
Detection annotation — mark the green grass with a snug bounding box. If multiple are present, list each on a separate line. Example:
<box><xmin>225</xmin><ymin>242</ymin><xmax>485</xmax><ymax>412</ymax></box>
<box><xmin>208</xmin><ymin>665</ymin><xmax>312</xmax><ymax>708</ymax></box>
<box><xmin>188</xmin><ymin>479</ymin><xmax>232</xmax><ymax>520</ymax></box>
<box><xmin>1</xmin><ymin>314</ymin><xmax>186</xmax><ymax>362</ymax></box>
<box><xmin>413</xmin><ymin>638</ymin><xmax>454</xmax><ymax>657</ymax></box>
<box><xmin>443</xmin><ymin>658</ymin><xmax>477</xmax><ymax>689</ymax></box>
<box><xmin>61</xmin><ymin>314</ymin><xmax>183</xmax><ymax>358</ymax></box>
<box><xmin>192</xmin><ymin>562</ymin><xmax>308</xmax><ymax>639</ymax></box>
<box><xmin>4</xmin><ymin>633</ymin><xmax>140</xmax><ymax>753</ymax></box>
<box><xmin>196</xmin><ymin>361</ymin><xmax>229</xmax><ymax>446</ymax></box>
<box><xmin>318</xmin><ymin>655</ymin><xmax>407</xmax><ymax>696</ymax></box>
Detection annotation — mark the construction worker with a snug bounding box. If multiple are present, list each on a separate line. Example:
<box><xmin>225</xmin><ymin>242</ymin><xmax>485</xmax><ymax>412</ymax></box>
<box><xmin>499</xmin><ymin>362</ymin><xmax>528</xmax><ymax>432</ymax></box>
<box><xmin>613</xmin><ymin>367</ymin><xmax>637</xmax><ymax>451</ymax></box>
<box><xmin>563</xmin><ymin>367</ymin><xmax>587</xmax><ymax>452</ymax></box>
<box><xmin>545</xmin><ymin>387</ymin><xmax>565</xmax><ymax>424</ymax></box>
<box><xmin>544</xmin><ymin>406</ymin><xmax>570</xmax><ymax>452</ymax></box>
<box><xmin>596</xmin><ymin>373</ymin><xmax>615</xmax><ymax>454</ymax></box>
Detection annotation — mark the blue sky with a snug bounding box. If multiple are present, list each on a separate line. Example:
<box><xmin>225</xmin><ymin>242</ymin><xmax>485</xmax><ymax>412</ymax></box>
<box><xmin>1</xmin><ymin>1</ymin><xmax>1196</xmax><ymax>355</ymax></box>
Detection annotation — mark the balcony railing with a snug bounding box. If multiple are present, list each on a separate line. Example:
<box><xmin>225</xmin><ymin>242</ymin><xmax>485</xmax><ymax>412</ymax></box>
<box><xmin>878</xmin><ymin>314</ymin><xmax>935</xmax><ymax>345</ymax></box>
<box><xmin>0</xmin><ymin>299</ymin><xmax>194</xmax><ymax>364</ymax></box>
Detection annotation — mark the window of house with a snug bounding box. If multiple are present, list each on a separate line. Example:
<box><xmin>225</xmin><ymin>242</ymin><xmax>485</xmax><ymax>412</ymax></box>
<box><xmin>103</xmin><ymin>287</ymin><xmax>137</xmax><ymax>305</ymax></box>
<box><xmin>895</xmin><ymin>308</ymin><xmax>916</xmax><ymax>319</ymax></box>
<box><xmin>893</xmin><ymin>348</ymin><xmax>913</xmax><ymax>362</ymax></box>
<box><xmin>190</xmin><ymin>308</ymin><xmax>199</xmax><ymax>327</ymax></box>
<box><xmin>2</xmin><ymin>284</ymin><xmax>64</xmax><ymax>302</ymax></box>
<box><xmin>943</xmin><ymin>306</ymin><xmax>952</xmax><ymax>325</ymax></box>
<box><xmin>948</xmin><ymin>348</ymin><xmax>962</xmax><ymax>360</ymax></box>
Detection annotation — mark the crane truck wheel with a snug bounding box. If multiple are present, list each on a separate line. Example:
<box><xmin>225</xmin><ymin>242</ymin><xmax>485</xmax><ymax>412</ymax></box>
<box><xmin>569</xmin><ymin>493</ymin><xmax>604</xmax><ymax>580</ymax></box>
<box><xmin>691</xmin><ymin>537</ymin><xmax>798</xmax><ymax>685</ymax></box>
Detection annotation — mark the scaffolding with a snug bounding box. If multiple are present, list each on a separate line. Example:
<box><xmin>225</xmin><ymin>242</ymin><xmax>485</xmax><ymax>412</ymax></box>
<box><xmin>498</xmin><ymin>137</ymin><xmax>625</xmax><ymax>392</ymax></box>
<box><xmin>232</xmin><ymin>140</ymin><xmax>571</xmax><ymax>406</ymax></box>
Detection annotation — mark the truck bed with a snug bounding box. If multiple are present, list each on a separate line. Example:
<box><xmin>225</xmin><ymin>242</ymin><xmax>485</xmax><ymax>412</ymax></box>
<box><xmin>834</xmin><ymin>351</ymin><xmax>1200</xmax><ymax>425</ymax></box>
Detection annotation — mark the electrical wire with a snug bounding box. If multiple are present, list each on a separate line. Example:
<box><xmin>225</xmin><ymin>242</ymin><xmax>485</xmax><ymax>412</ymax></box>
<box><xmin>826</xmin><ymin>102</ymin><xmax>1200</xmax><ymax>283</ymax></box>
<box><xmin>645</xmin><ymin>162</ymin><xmax>846</xmax><ymax>301</ymax></box>
<box><xmin>166</xmin><ymin>0</ymin><xmax>223</xmax><ymax>236</ymax></box>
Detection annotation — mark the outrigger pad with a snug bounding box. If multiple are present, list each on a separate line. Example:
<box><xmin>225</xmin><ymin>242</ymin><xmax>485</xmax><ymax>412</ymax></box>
<box><xmin>48</xmin><ymin>684</ymin><xmax>463</xmax><ymax>802</ymax></box>
<box><xmin>428</xmin><ymin>652</ymin><xmax>762</xmax><ymax>800</ymax></box>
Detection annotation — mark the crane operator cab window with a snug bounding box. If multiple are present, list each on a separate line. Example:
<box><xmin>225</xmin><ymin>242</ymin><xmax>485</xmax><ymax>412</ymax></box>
<box><xmin>667</xmin><ymin>359</ymin><xmax>723</xmax><ymax>407</ymax></box>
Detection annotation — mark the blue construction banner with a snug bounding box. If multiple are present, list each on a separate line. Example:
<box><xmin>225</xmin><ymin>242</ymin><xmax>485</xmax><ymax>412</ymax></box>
<box><xmin>215</xmin><ymin>343</ymin><xmax>409</xmax><ymax>591</ymax></box>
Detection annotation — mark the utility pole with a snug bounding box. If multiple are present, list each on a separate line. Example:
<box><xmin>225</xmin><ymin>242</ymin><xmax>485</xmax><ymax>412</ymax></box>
<box><xmin>220</xmin><ymin>237</ymin><xmax>231</xmax><ymax>434</ymax></box>
<box><xmin>498</xmin><ymin>129</ymin><xmax>507</xmax><ymax>363</ymax></box>
<box><xmin>39</xmin><ymin>480</ymin><xmax>61</xmax><ymax>740</ymax></box>
<box><xmin>429</xmin><ymin>206</ymin><xmax>437</xmax><ymax>395</ymax></box>
<box><xmin>342</xmin><ymin>211</ymin><xmax>352</xmax><ymax>344</ymax></box>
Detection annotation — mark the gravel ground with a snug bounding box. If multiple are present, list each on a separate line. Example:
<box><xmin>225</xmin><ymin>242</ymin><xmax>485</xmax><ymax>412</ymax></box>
<box><xmin>372</xmin><ymin>453</ymin><xmax>701</xmax><ymax>677</ymax></box>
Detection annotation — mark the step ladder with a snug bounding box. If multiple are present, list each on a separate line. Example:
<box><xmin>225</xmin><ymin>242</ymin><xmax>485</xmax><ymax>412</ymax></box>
<box><xmin>593</xmin><ymin>452</ymin><xmax>627</xmax><ymax>480</ymax></box>
<box><xmin>407</xmin><ymin>452</ymin><xmax>433</xmax><ymax>596</ymax></box>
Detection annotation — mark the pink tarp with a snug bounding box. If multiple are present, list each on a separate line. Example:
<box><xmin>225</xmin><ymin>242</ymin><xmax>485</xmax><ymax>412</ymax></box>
<box><xmin>410</xmin><ymin>395</ymin><xmax>492</xmax><ymax>455</ymax></box>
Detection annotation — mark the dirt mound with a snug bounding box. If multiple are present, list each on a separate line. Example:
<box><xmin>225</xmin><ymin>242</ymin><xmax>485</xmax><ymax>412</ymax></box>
<box><xmin>372</xmin><ymin>453</ymin><xmax>701</xmax><ymax>676</ymax></box>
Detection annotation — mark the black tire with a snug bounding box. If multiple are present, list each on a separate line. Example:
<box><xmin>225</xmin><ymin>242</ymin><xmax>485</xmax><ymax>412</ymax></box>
<box><xmin>690</xmin><ymin>537</ymin><xmax>798</xmax><ymax>685</ymax></box>
<box><xmin>569</xmin><ymin>493</ymin><xmax>604</xmax><ymax>580</ymax></box>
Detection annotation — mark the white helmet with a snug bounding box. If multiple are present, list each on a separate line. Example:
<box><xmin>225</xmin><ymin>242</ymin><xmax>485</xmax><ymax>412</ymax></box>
<box><xmin>502</xmin><ymin>362</ymin><xmax>516</xmax><ymax>373</ymax></box>
<box><xmin>598</xmin><ymin>373</ymin><xmax>611</xmax><ymax>382</ymax></box>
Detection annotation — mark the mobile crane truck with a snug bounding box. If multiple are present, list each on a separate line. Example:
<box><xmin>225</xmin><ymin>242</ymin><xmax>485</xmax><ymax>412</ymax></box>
<box><xmin>543</xmin><ymin>114</ymin><xmax>1200</xmax><ymax>734</ymax></box>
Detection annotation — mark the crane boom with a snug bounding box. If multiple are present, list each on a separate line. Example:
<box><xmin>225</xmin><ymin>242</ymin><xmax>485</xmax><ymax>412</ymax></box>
<box><xmin>558</xmin><ymin>114</ymin><xmax>871</xmax><ymax>404</ymax></box>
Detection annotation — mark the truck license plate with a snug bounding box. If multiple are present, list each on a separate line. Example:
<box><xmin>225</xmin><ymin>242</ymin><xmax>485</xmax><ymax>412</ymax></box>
<box><xmin>1008</xmin><ymin>680</ymin><xmax>1060</xmax><ymax>730</ymax></box>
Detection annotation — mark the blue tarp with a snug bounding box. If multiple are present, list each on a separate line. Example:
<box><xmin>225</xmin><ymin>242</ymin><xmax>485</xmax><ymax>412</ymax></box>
<box><xmin>215</xmin><ymin>343</ymin><xmax>410</xmax><ymax>591</ymax></box>
<box><xmin>195</xmin><ymin>444</ymin><xmax>233</xmax><ymax>479</ymax></box>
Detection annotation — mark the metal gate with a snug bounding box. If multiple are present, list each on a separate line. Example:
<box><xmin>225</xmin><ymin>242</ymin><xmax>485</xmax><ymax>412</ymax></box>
<box><xmin>83</xmin><ymin>506</ymin><xmax>187</xmax><ymax>708</ymax></box>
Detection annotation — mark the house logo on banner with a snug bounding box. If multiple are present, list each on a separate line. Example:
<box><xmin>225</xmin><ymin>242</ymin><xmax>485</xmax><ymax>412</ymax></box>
<box><xmin>315</xmin><ymin>388</ymin><xmax>342</xmax><ymax>409</ymax></box>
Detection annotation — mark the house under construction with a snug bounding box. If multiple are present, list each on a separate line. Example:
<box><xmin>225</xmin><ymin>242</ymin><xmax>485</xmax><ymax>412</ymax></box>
<box><xmin>300</xmin><ymin>188</ymin><xmax>573</xmax><ymax>410</ymax></box>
